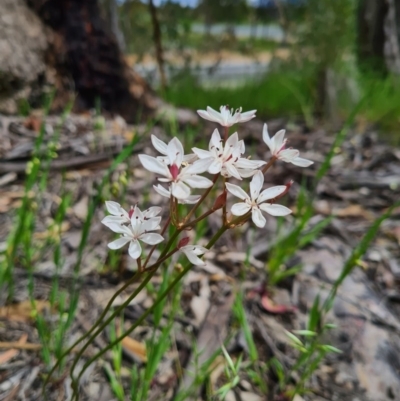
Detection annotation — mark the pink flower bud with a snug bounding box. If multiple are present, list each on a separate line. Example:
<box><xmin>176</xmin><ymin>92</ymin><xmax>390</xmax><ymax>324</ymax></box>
<box><xmin>213</xmin><ymin>190</ymin><xmax>227</xmax><ymax>210</ymax></box>
<box><xmin>178</xmin><ymin>237</ymin><xmax>190</xmax><ymax>249</ymax></box>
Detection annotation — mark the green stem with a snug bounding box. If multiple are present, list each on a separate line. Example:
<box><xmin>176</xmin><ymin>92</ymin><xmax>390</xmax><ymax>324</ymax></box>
<box><xmin>70</xmin><ymin>222</ymin><xmax>230</xmax><ymax>400</ymax></box>
<box><xmin>143</xmin><ymin>216</ymin><xmax>171</xmax><ymax>269</ymax></box>
<box><xmin>182</xmin><ymin>174</ymin><xmax>219</xmax><ymax>225</ymax></box>
<box><xmin>43</xmin><ymin>269</ymin><xmax>142</xmax><ymax>393</ymax></box>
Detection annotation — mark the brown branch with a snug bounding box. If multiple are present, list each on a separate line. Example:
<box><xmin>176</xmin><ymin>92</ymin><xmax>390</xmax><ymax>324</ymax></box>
<box><xmin>148</xmin><ymin>0</ymin><xmax>167</xmax><ymax>91</ymax></box>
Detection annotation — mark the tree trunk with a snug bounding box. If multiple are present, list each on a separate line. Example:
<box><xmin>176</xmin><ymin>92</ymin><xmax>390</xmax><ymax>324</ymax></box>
<box><xmin>0</xmin><ymin>0</ymin><xmax>49</xmax><ymax>114</ymax></box>
<box><xmin>0</xmin><ymin>0</ymin><xmax>159</xmax><ymax>122</ymax></box>
<box><xmin>148</xmin><ymin>0</ymin><xmax>167</xmax><ymax>91</ymax></box>
<box><xmin>356</xmin><ymin>0</ymin><xmax>388</xmax><ymax>76</ymax></box>
<box><xmin>384</xmin><ymin>0</ymin><xmax>400</xmax><ymax>75</ymax></box>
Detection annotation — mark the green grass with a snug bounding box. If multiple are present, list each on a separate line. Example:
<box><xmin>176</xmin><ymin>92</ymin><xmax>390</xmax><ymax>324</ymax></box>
<box><xmin>164</xmin><ymin>61</ymin><xmax>400</xmax><ymax>141</ymax></box>
<box><xmin>163</xmin><ymin>68</ymin><xmax>315</xmax><ymax>121</ymax></box>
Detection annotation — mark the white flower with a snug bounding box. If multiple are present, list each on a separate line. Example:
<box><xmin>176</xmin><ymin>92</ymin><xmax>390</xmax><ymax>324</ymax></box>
<box><xmin>225</xmin><ymin>171</ymin><xmax>292</xmax><ymax>228</ymax></box>
<box><xmin>101</xmin><ymin>201</ymin><xmax>161</xmax><ymax>227</ymax></box>
<box><xmin>192</xmin><ymin>129</ymin><xmax>266</xmax><ymax>180</ymax></box>
<box><xmin>180</xmin><ymin>245</ymin><xmax>208</xmax><ymax>266</ymax></box>
<box><xmin>153</xmin><ymin>184</ymin><xmax>200</xmax><ymax>204</ymax></box>
<box><xmin>263</xmin><ymin>124</ymin><xmax>313</xmax><ymax>167</ymax></box>
<box><xmin>139</xmin><ymin>137</ymin><xmax>213</xmax><ymax>200</ymax></box>
<box><xmin>197</xmin><ymin>106</ymin><xmax>256</xmax><ymax>127</ymax></box>
<box><xmin>103</xmin><ymin>205</ymin><xmax>164</xmax><ymax>259</ymax></box>
<box><xmin>151</xmin><ymin>135</ymin><xmax>197</xmax><ymax>164</ymax></box>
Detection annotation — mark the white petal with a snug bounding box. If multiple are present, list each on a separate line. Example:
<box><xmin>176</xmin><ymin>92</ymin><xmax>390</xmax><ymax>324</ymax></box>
<box><xmin>130</xmin><ymin>206</ymin><xmax>144</xmax><ymax>227</ymax></box>
<box><xmin>225</xmin><ymin>132</ymin><xmax>239</xmax><ymax>149</ymax></box>
<box><xmin>139</xmin><ymin>154</ymin><xmax>170</xmax><ymax>177</ymax></box>
<box><xmin>182</xmin><ymin>248</ymin><xmax>206</xmax><ymax>266</ymax></box>
<box><xmin>143</xmin><ymin>206</ymin><xmax>162</xmax><ymax>218</ymax></box>
<box><xmin>225</xmin><ymin>163</ymin><xmax>242</xmax><ymax>180</ymax></box>
<box><xmin>105</xmin><ymin>201</ymin><xmax>122</xmax><ymax>216</ymax></box>
<box><xmin>257</xmin><ymin>185</ymin><xmax>287</xmax><ymax>204</ymax></box>
<box><xmin>183</xmin><ymin>153</ymin><xmax>198</xmax><ymax>163</ymax></box>
<box><xmin>153</xmin><ymin>184</ymin><xmax>171</xmax><ymax>198</ymax></box>
<box><xmin>291</xmin><ymin>156</ymin><xmax>314</xmax><ymax>167</ymax></box>
<box><xmin>102</xmin><ymin>215</ymin><xmax>126</xmax><ymax>226</ymax></box>
<box><xmin>141</xmin><ymin>216</ymin><xmax>162</xmax><ymax>232</ymax></box>
<box><xmin>167</xmin><ymin>137</ymin><xmax>184</xmax><ymax>168</ymax></box>
<box><xmin>238</xmin><ymin>139</ymin><xmax>245</xmax><ymax>154</ymax></box>
<box><xmin>184</xmin><ymin>157</ymin><xmax>213</xmax><ymax>174</ymax></box>
<box><xmin>238</xmin><ymin>109</ymin><xmax>256</xmax><ymax>123</ymax></box>
<box><xmin>210</xmin><ymin>129</ymin><xmax>222</xmax><ymax>150</ymax></box>
<box><xmin>235</xmin><ymin>158</ymin><xmax>266</xmax><ymax>169</ymax></box>
<box><xmin>231</xmin><ymin>202</ymin><xmax>251</xmax><ymax>216</ymax></box>
<box><xmin>192</xmin><ymin>147</ymin><xmax>212</xmax><ymax>159</ymax></box>
<box><xmin>250</xmin><ymin>171</ymin><xmax>264</xmax><ymax>201</ymax></box>
<box><xmin>108</xmin><ymin>236</ymin><xmax>131</xmax><ymax>250</ymax></box>
<box><xmin>278</xmin><ymin>148</ymin><xmax>299</xmax><ymax>162</ymax></box>
<box><xmin>225</xmin><ymin>182</ymin><xmax>249</xmax><ymax>200</ymax></box>
<box><xmin>140</xmin><ymin>233</ymin><xmax>164</xmax><ymax>245</ymax></box>
<box><xmin>105</xmin><ymin>222</ymin><xmax>132</xmax><ymax>235</ymax></box>
<box><xmin>272</xmin><ymin>130</ymin><xmax>286</xmax><ymax>154</ymax></box>
<box><xmin>151</xmin><ymin>135</ymin><xmax>168</xmax><ymax>155</ymax></box>
<box><xmin>259</xmin><ymin>203</ymin><xmax>292</xmax><ymax>216</ymax></box>
<box><xmin>197</xmin><ymin>109</ymin><xmax>217</xmax><ymax>123</ymax></box>
<box><xmin>181</xmin><ymin>195</ymin><xmax>201</xmax><ymax>204</ymax></box>
<box><xmin>172</xmin><ymin>181</ymin><xmax>191</xmax><ymax>199</ymax></box>
<box><xmin>207</xmin><ymin>106</ymin><xmax>224</xmax><ymax>125</ymax></box>
<box><xmin>262</xmin><ymin>123</ymin><xmax>272</xmax><ymax>147</ymax></box>
<box><xmin>208</xmin><ymin>159</ymin><xmax>222</xmax><ymax>174</ymax></box>
<box><xmin>252</xmin><ymin>208</ymin><xmax>266</xmax><ymax>228</ymax></box>
<box><xmin>128</xmin><ymin>240</ymin><xmax>142</xmax><ymax>259</ymax></box>
<box><xmin>183</xmin><ymin>175</ymin><xmax>213</xmax><ymax>188</ymax></box>
<box><xmin>191</xmin><ymin>245</ymin><xmax>208</xmax><ymax>255</ymax></box>
<box><xmin>237</xmin><ymin>168</ymin><xmax>257</xmax><ymax>178</ymax></box>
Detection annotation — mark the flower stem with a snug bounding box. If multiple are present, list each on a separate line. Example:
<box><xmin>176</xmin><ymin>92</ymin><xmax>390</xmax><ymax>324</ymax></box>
<box><xmin>182</xmin><ymin>174</ymin><xmax>219</xmax><ymax>225</ymax></box>
<box><xmin>262</xmin><ymin>156</ymin><xmax>277</xmax><ymax>174</ymax></box>
<box><xmin>142</xmin><ymin>216</ymin><xmax>171</xmax><ymax>269</ymax></box>
<box><xmin>70</xmin><ymin>221</ymin><xmax>231</xmax><ymax>400</ymax></box>
<box><xmin>64</xmin><ymin>228</ymin><xmax>181</xmax><ymax>397</ymax></box>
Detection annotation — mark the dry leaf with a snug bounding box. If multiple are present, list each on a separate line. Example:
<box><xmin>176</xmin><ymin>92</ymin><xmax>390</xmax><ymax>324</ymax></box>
<box><xmin>260</xmin><ymin>295</ymin><xmax>296</xmax><ymax>315</ymax></box>
<box><xmin>334</xmin><ymin>204</ymin><xmax>374</xmax><ymax>220</ymax></box>
<box><xmin>0</xmin><ymin>300</ymin><xmax>50</xmax><ymax>322</ymax></box>
<box><xmin>121</xmin><ymin>336</ymin><xmax>147</xmax><ymax>362</ymax></box>
<box><xmin>0</xmin><ymin>334</ymin><xmax>27</xmax><ymax>364</ymax></box>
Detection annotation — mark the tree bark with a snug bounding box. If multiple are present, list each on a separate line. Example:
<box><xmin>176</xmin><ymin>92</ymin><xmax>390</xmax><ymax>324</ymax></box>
<box><xmin>385</xmin><ymin>0</ymin><xmax>400</xmax><ymax>74</ymax></box>
<box><xmin>0</xmin><ymin>0</ymin><xmax>159</xmax><ymax>122</ymax></box>
<box><xmin>0</xmin><ymin>0</ymin><xmax>49</xmax><ymax>113</ymax></box>
<box><xmin>148</xmin><ymin>0</ymin><xmax>167</xmax><ymax>91</ymax></box>
<box><xmin>356</xmin><ymin>0</ymin><xmax>388</xmax><ymax>76</ymax></box>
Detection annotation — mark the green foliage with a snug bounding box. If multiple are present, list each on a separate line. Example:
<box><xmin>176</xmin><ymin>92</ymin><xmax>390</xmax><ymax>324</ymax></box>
<box><xmin>197</xmin><ymin>0</ymin><xmax>250</xmax><ymax>25</ymax></box>
<box><xmin>294</xmin><ymin>0</ymin><xmax>355</xmax><ymax>68</ymax></box>
<box><xmin>164</xmin><ymin>67</ymin><xmax>315</xmax><ymax>120</ymax></box>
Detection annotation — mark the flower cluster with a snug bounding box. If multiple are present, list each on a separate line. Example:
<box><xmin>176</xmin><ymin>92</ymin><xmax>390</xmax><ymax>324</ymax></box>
<box><xmin>102</xmin><ymin>105</ymin><xmax>313</xmax><ymax>267</ymax></box>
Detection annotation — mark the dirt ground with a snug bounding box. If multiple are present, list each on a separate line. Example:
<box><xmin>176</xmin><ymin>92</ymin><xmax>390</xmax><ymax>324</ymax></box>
<box><xmin>0</xmin><ymin>111</ymin><xmax>400</xmax><ymax>401</ymax></box>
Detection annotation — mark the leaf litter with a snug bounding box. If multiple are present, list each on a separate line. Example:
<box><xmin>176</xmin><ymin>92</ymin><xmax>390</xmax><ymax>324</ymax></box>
<box><xmin>0</xmin><ymin>113</ymin><xmax>399</xmax><ymax>400</ymax></box>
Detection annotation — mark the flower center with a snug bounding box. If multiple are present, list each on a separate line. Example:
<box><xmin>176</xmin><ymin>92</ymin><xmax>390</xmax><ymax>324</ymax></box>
<box><xmin>169</xmin><ymin>164</ymin><xmax>180</xmax><ymax>180</ymax></box>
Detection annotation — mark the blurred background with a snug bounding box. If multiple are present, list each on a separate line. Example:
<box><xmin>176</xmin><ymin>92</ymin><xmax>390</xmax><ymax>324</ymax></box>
<box><xmin>2</xmin><ymin>3</ymin><xmax>400</xmax><ymax>401</ymax></box>
<box><xmin>2</xmin><ymin>0</ymin><xmax>400</xmax><ymax>135</ymax></box>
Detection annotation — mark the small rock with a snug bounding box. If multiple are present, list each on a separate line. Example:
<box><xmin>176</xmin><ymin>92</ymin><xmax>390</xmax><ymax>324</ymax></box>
<box><xmin>239</xmin><ymin>391</ymin><xmax>262</xmax><ymax>401</ymax></box>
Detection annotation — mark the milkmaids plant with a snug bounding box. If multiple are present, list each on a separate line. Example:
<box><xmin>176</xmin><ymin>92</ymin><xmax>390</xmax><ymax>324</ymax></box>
<box><xmin>45</xmin><ymin>105</ymin><xmax>313</xmax><ymax>400</ymax></box>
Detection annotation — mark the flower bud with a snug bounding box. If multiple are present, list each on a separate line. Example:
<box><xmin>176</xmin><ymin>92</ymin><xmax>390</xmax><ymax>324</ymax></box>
<box><xmin>213</xmin><ymin>190</ymin><xmax>227</xmax><ymax>210</ymax></box>
<box><xmin>178</xmin><ymin>237</ymin><xmax>190</xmax><ymax>249</ymax></box>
